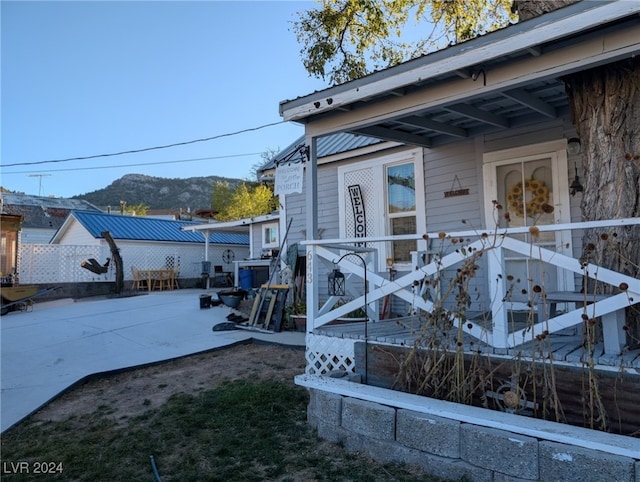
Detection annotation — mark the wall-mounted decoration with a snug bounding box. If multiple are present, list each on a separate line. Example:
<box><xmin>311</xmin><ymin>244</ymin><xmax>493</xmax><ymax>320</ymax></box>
<box><xmin>348</xmin><ymin>185</ymin><xmax>366</xmax><ymax>243</ymax></box>
<box><xmin>444</xmin><ymin>175</ymin><xmax>470</xmax><ymax>198</ymax></box>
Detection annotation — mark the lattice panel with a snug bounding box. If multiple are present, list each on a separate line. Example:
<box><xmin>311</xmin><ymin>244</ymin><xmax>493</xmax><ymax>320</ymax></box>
<box><xmin>305</xmin><ymin>334</ymin><xmax>356</xmax><ymax>375</ymax></box>
<box><xmin>344</xmin><ymin>167</ymin><xmax>376</xmax><ymax>243</ymax></box>
<box><xmin>17</xmin><ymin>244</ymin><xmax>209</xmax><ymax>284</ymax></box>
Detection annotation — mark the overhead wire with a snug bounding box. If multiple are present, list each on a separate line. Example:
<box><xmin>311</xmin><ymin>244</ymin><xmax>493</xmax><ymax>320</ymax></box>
<box><xmin>2</xmin><ymin>153</ymin><xmax>263</xmax><ymax>175</ymax></box>
<box><xmin>1</xmin><ymin>120</ymin><xmax>287</xmax><ymax>167</ymax></box>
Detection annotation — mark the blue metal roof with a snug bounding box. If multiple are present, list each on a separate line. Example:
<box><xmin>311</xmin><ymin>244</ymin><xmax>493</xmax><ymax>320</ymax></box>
<box><xmin>70</xmin><ymin>211</ymin><xmax>249</xmax><ymax>245</ymax></box>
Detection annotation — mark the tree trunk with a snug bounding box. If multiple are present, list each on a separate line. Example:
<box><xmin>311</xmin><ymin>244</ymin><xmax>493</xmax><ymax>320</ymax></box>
<box><xmin>101</xmin><ymin>231</ymin><xmax>124</xmax><ymax>295</ymax></box>
<box><xmin>563</xmin><ymin>58</ymin><xmax>640</xmax><ymax>342</ymax></box>
<box><xmin>513</xmin><ymin>0</ymin><xmax>580</xmax><ymax>21</ymax></box>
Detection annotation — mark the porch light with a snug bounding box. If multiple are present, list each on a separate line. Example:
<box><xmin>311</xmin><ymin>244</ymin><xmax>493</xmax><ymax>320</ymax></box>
<box><xmin>569</xmin><ymin>162</ymin><xmax>584</xmax><ymax>196</ymax></box>
<box><xmin>567</xmin><ymin>137</ymin><xmax>581</xmax><ymax>156</ymax></box>
<box><xmin>328</xmin><ymin>266</ymin><xmax>346</xmax><ymax>296</ymax></box>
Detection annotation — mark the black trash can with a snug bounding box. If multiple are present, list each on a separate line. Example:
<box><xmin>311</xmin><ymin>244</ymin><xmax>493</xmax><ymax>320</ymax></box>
<box><xmin>199</xmin><ymin>294</ymin><xmax>212</xmax><ymax>309</ymax></box>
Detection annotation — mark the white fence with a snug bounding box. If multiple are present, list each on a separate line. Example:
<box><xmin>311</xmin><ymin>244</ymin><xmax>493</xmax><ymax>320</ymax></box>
<box><xmin>17</xmin><ymin>244</ymin><xmax>211</xmax><ymax>284</ymax></box>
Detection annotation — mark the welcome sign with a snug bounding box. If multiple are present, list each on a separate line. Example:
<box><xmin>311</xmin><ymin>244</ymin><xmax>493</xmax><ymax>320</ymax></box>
<box><xmin>275</xmin><ymin>162</ymin><xmax>303</xmax><ymax>195</ymax></box>
<box><xmin>348</xmin><ymin>184</ymin><xmax>366</xmax><ymax>242</ymax></box>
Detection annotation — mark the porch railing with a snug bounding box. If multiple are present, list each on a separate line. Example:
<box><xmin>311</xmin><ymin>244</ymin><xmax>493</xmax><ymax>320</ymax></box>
<box><xmin>302</xmin><ymin>218</ymin><xmax>640</xmax><ymax>355</ymax></box>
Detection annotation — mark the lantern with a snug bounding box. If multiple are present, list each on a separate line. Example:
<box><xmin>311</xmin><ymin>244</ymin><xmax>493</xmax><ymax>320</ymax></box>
<box><xmin>328</xmin><ymin>267</ymin><xmax>346</xmax><ymax>296</ymax></box>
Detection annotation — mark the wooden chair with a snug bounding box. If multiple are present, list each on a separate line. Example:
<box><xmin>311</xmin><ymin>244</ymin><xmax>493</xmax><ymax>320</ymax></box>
<box><xmin>171</xmin><ymin>269</ymin><xmax>180</xmax><ymax>289</ymax></box>
<box><xmin>152</xmin><ymin>270</ymin><xmax>173</xmax><ymax>291</ymax></box>
<box><xmin>131</xmin><ymin>267</ymin><xmax>148</xmax><ymax>291</ymax></box>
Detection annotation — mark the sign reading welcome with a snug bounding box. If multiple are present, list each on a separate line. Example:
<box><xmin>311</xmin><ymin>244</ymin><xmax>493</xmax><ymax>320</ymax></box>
<box><xmin>275</xmin><ymin>162</ymin><xmax>303</xmax><ymax>195</ymax></box>
<box><xmin>348</xmin><ymin>184</ymin><xmax>366</xmax><ymax>242</ymax></box>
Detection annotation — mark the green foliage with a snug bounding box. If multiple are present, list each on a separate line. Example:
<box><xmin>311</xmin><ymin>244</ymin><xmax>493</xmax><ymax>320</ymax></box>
<box><xmin>211</xmin><ymin>180</ymin><xmax>232</xmax><ymax>216</ymax></box>
<box><xmin>123</xmin><ymin>202</ymin><xmax>149</xmax><ymax>216</ymax></box>
<box><xmin>294</xmin><ymin>0</ymin><xmax>515</xmax><ymax>84</ymax></box>
<box><xmin>212</xmin><ymin>181</ymin><xmax>277</xmax><ymax>221</ymax></box>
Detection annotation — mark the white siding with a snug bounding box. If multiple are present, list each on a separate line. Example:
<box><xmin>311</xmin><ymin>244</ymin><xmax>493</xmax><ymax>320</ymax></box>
<box><xmin>55</xmin><ymin>220</ymin><xmax>101</xmax><ymax>245</ymax></box>
<box><xmin>423</xmin><ymin>139</ymin><xmax>483</xmax><ymax>232</ymax></box>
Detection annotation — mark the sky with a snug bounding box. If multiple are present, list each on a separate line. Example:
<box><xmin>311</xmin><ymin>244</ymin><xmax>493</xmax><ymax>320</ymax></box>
<box><xmin>1</xmin><ymin>0</ymin><xmax>328</xmax><ymax>198</ymax></box>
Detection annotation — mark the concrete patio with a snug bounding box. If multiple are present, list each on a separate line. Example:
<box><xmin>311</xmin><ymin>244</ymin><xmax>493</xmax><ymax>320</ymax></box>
<box><xmin>1</xmin><ymin>289</ymin><xmax>305</xmax><ymax>433</ymax></box>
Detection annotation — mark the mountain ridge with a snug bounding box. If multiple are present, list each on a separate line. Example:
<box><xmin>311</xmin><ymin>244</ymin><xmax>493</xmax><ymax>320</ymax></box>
<box><xmin>72</xmin><ymin>173</ymin><xmax>244</xmax><ymax>210</ymax></box>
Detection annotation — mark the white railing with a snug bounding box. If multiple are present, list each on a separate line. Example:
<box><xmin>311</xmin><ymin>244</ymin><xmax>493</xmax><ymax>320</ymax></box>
<box><xmin>303</xmin><ymin>218</ymin><xmax>640</xmax><ymax>355</ymax></box>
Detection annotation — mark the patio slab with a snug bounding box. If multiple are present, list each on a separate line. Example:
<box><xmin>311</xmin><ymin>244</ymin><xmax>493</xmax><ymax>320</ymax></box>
<box><xmin>1</xmin><ymin>289</ymin><xmax>305</xmax><ymax>433</ymax></box>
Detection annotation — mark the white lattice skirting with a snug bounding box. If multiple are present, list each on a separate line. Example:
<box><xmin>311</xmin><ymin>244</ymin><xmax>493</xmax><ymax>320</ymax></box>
<box><xmin>305</xmin><ymin>333</ymin><xmax>356</xmax><ymax>375</ymax></box>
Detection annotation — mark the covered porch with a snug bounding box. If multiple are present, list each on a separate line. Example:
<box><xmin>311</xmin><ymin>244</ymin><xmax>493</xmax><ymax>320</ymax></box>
<box><xmin>303</xmin><ymin>217</ymin><xmax>640</xmax><ymax>376</ymax></box>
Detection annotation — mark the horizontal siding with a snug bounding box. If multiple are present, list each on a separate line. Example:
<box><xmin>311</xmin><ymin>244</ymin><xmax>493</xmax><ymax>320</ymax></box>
<box><xmin>61</xmin><ymin>221</ymin><xmax>100</xmax><ymax>245</ymax></box>
<box><xmin>423</xmin><ymin>140</ymin><xmax>483</xmax><ymax>233</ymax></box>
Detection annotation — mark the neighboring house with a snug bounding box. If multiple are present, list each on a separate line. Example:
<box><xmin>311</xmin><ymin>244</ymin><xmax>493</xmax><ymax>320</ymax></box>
<box><xmin>274</xmin><ymin>2</ymin><xmax>640</xmax><ymax>477</ymax></box>
<box><xmin>0</xmin><ymin>212</ymin><xmax>23</xmax><ymax>284</ymax></box>
<box><xmin>19</xmin><ymin>211</ymin><xmax>249</xmax><ymax>285</ymax></box>
<box><xmin>1</xmin><ymin>193</ymin><xmax>102</xmax><ymax>244</ymax></box>
<box><xmin>183</xmin><ymin>211</ymin><xmax>281</xmax><ymax>289</ymax></box>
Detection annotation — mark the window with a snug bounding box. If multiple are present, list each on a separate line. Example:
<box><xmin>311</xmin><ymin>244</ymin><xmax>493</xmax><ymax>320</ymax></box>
<box><xmin>387</xmin><ymin>163</ymin><xmax>416</xmax><ymax>263</ymax></box>
<box><xmin>338</xmin><ymin>148</ymin><xmax>425</xmax><ymax>270</ymax></box>
<box><xmin>263</xmin><ymin>223</ymin><xmax>278</xmax><ymax>248</ymax></box>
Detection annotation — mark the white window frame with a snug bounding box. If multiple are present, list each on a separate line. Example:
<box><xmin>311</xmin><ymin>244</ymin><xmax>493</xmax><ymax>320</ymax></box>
<box><xmin>262</xmin><ymin>222</ymin><xmax>279</xmax><ymax>249</ymax></box>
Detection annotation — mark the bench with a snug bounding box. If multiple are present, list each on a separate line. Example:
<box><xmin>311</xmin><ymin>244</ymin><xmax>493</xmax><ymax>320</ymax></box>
<box><xmin>538</xmin><ymin>291</ymin><xmax>625</xmax><ymax>354</ymax></box>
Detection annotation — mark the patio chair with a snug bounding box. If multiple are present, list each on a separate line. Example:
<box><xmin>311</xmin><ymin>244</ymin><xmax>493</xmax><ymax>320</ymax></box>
<box><xmin>152</xmin><ymin>269</ymin><xmax>174</xmax><ymax>291</ymax></box>
<box><xmin>131</xmin><ymin>266</ymin><xmax>148</xmax><ymax>291</ymax></box>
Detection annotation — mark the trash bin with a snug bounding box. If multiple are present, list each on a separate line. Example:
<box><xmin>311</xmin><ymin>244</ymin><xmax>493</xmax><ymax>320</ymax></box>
<box><xmin>199</xmin><ymin>294</ymin><xmax>212</xmax><ymax>309</ymax></box>
<box><xmin>239</xmin><ymin>268</ymin><xmax>254</xmax><ymax>290</ymax></box>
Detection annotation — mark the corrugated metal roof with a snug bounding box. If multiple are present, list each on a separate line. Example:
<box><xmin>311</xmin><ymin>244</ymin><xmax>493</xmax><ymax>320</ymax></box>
<box><xmin>71</xmin><ymin>211</ymin><xmax>249</xmax><ymax>245</ymax></box>
<box><xmin>262</xmin><ymin>132</ymin><xmax>384</xmax><ymax>170</ymax></box>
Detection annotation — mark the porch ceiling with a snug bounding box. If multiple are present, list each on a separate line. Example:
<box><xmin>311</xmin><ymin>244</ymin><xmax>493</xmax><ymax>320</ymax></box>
<box><xmin>281</xmin><ymin>2</ymin><xmax>640</xmax><ymax>149</ymax></box>
<box><xmin>344</xmin><ymin>77</ymin><xmax>570</xmax><ymax>149</ymax></box>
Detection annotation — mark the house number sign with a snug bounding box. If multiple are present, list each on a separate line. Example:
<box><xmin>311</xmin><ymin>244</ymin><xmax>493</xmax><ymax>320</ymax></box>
<box><xmin>348</xmin><ymin>185</ymin><xmax>366</xmax><ymax>243</ymax></box>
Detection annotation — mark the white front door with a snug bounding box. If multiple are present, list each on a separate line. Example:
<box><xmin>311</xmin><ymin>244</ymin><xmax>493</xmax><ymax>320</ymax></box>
<box><xmin>483</xmin><ymin>140</ymin><xmax>573</xmax><ymax>309</ymax></box>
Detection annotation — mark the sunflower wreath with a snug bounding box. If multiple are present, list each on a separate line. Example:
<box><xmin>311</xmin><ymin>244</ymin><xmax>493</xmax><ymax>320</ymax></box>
<box><xmin>506</xmin><ymin>178</ymin><xmax>549</xmax><ymax>217</ymax></box>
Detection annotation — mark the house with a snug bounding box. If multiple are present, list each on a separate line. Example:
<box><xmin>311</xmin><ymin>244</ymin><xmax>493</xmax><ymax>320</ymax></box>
<box><xmin>183</xmin><ymin>211</ymin><xmax>282</xmax><ymax>289</ymax></box>
<box><xmin>0</xmin><ymin>192</ymin><xmax>102</xmax><ymax>243</ymax></box>
<box><xmin>276</xmin><ymin>1</ymin><xmax>640</xmax><ymax>479</ymax></box>
<box><xmin>0</xmin><ymin>212</ymin><xmax>23</xmax><ymax>285</ymax></box>
<box><xmin>19</xmin><ymin>211</ymin><xmax>250</xmax><ymax>287</ymax></box>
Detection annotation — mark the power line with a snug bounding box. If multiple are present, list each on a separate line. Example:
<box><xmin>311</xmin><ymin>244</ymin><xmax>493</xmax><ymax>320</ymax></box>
<box><xmin>1</xmin><ymin>121</ymin><xmax>286</xmax><ymax>167</ymax></box>
<box><xmin>2</xmin><ymin>153</ymin><xmax>263</xmax><ymax>175</ymax></box>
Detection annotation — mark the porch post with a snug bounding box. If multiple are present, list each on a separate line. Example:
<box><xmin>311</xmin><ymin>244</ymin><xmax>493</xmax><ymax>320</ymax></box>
<box><xmin>204</xmin><ymin>229</ymin><xmax>210</xmax><ymax>290</ymax></box>
<box><xmin>488</xmin><ymin>245</ymin><xmax>509</xmax><ymax>350</ymax></box>
<box><xmin>305</xmin><ymin>135</ymin><xmax>319</xmax><ymax>332</ymax></box>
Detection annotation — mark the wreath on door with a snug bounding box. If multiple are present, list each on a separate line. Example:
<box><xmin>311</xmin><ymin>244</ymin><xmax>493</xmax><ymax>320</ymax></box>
<box><xmin>506</xmin><ymin>179</ymin><xmax>549</xmax><ymax>217</ymax></box>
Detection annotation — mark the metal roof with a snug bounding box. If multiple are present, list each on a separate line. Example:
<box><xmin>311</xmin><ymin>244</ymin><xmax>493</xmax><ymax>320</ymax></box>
<box><xmin>263</xmin><ymin>132</ymin><xmax>385</xmax><ymax>170</ymax></box>
<box><xmin>67</xmin><ymin>211</ymin><xmax>249</xmax><ymax>245</ymax></box>
<box><xmin>1</xmin><ymin>193</ymin><xmax>102</xmax><ymax>229</ymax></box>
<box><xmin>184</xmin><ymin>212</ymin><xmax>279</xmax><ymax>233</ymax></box>
<box><xmin>280</xmin><ymin>1</ymin><xmax>640</xmax><ymax>149</ymax></box>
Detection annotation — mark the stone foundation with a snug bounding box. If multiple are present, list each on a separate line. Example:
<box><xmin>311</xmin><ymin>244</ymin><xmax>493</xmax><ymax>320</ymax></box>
<box><xmin>302</xmin><ymin>378</ymin><xmax>640</xmax><ymax>482</ymax></box>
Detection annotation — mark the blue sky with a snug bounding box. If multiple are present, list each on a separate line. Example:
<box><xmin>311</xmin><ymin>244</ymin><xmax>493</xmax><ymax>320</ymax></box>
<box><xmin>1</xmin><ymin>1</ymin><xmax>327</xmax><ymax>198</ymax></box>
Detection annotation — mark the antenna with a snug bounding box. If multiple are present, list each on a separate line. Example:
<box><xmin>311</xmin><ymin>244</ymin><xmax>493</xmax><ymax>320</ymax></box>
<box><xmin>28</xmin><ymin>174</ymin><xmax>51</xmax><ymax>196</ymax></box>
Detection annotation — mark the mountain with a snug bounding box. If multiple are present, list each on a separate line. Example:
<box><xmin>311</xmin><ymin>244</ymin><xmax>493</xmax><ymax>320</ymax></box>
<box><xmin>72</xmin><ymin>173</ymin><xmax>244</xmax><ymax>210</ymax></box>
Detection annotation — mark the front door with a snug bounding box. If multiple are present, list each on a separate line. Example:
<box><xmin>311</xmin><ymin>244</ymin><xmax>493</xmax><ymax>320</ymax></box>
<box><xmin>484</xmin><ymin>141</ymin><xmax>573</xmax><ymax>310</ymax></box>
